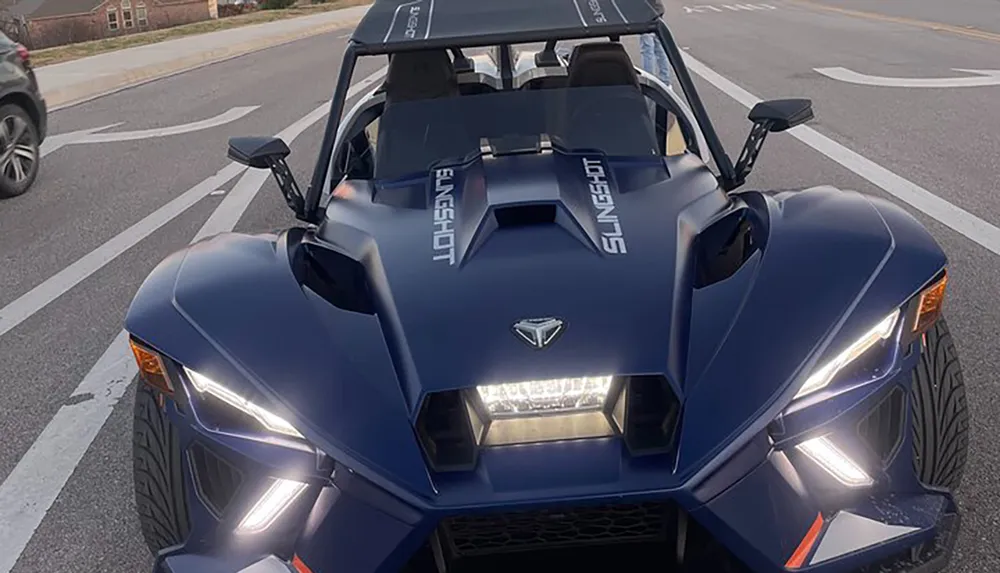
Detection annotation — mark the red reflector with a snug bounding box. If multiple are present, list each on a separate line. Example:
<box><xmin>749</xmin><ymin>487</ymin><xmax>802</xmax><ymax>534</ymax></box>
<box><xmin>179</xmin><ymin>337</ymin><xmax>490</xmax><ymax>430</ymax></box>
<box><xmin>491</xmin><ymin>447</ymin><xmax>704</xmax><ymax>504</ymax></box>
<box><xmin>786</xmin><ymin>512</ymin><xmax>824</xmax><ymax>569</ymax></box>
<box><xmin>291</xmin><ymin>555</ymin><xmax>314</xmax><ymax>573</ymax></box>
<box><xmin>15</xmin><ymin>44</ymin><xmax>29</xmax><ymax>63</ymax></box>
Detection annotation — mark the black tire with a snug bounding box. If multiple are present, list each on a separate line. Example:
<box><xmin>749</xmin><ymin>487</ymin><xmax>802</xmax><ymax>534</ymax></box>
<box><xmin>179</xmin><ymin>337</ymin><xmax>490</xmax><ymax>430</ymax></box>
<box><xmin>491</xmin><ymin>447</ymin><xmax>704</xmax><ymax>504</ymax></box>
<box><xmin>133</xmin><ymin>383</ymin><xmax>191</xmax><ymax>555</ymax></box>
<box><xmin>0</xmin><ymin>103</ymin><xmax>40</xmax><ymax>199</ymax></box>
<box><xmin>911</xmin><ymin>316</ymin><xmax>970</xmax><ymax>492</ymax></box>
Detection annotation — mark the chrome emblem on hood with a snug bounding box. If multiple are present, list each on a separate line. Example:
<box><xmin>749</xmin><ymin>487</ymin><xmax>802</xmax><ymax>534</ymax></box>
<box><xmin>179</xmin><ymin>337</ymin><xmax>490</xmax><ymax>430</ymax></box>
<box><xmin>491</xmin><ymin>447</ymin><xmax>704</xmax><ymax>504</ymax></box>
<box><xmin>512</xmin><ymin>317</ymin><xmax>565</xmax><ymax>349</ymax></box>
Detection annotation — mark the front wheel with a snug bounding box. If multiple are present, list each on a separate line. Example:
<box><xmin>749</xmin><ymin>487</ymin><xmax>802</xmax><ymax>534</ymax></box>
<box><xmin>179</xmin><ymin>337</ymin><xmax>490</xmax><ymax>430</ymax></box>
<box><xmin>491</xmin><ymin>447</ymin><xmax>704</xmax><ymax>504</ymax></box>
<box><xmin>911</xmin><ymin>316</ymin><xmax>970</xmax><ymax>492</ymax></box>
<box><xmin>133</xmin><ymin>384</ymin><xmax>191</xmax><ymax>554</ymax></box>
<box><xmin>0</xmin><ymin>104</ymin><xmax>40</xmax><ymax>198</ymax></box>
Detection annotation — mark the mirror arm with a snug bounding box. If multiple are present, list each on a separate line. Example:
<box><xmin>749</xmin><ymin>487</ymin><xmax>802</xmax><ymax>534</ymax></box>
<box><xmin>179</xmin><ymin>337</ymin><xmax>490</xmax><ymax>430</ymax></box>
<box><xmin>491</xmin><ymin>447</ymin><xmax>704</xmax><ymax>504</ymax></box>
<box><xmin>725</xmin><ymin>119</ymin><xmax>774</xmax><ymax>192</ymax></box>
<box><xmin>264</xmin><ymin>156</ymin><xmax>306</xmax><ymax>220</ymax></box>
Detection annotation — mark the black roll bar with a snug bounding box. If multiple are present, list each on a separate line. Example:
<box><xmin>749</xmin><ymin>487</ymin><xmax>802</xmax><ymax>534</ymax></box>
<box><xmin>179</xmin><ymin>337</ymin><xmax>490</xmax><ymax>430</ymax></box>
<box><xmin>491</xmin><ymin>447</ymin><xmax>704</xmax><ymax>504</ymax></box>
<box><xmin>654</xmin><ymin>20</ymin><xmax>738</xmax><ymax>189</ymax></box>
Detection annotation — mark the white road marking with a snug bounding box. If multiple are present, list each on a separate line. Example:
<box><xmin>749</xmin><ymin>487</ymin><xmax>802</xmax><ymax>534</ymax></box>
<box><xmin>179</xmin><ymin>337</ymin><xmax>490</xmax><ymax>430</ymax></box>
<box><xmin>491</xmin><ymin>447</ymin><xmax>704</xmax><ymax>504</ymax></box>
<box><xmin>0</xmin><ymin>67</ymin><xmax>387</xmax><ymax>573</ymax></box>
<box><xmin>683</xmin><ymin>3</ymin><xmax>776</xmax><ymax>13</ymax></box>
<box><xmin>39</xmin><ymin>123</ymin><xmax>123</xmax><ymax>158</ymax></box>
<box><xmin>39</xmin><ymin>107</ymin><xmax>260</xmax><ymax>157</ymax></box>
<box><xmin>0</xmin><ymin>162</ymin><xmax>246</xmax><ymax>339</ymax></box>
<box><xmin>681</xmin><ymin>52</ymin><xmax>1000</xmax><ymax>256</ymax></box>
<box><xmin>814</xmin><ymin>66</ymin><xmax>1000</xmax><ymax>88</ymax></box>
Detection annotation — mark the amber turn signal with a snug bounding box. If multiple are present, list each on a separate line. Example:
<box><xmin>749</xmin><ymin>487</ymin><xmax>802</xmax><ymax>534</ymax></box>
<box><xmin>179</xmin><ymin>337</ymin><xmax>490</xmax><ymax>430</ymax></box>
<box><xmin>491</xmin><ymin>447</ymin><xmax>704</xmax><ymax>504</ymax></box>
<box><xmin>129</xmin><ymin>337</ymin><xmax>174</xmax><ymax>396</ymax></box>
<box><xmin>912</xmin><ymin>272</ymin><xmax>948</xmax><ymax>335</ymax></box>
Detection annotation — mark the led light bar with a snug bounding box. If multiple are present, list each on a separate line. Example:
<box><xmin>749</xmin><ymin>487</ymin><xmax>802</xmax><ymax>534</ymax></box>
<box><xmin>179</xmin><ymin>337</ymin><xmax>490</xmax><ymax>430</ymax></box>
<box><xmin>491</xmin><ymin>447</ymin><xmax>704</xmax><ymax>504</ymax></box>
<box><xmin>794</xmin><ymin>309</ymin><xmax>900</xmax><ymax>400</ymax></box>
<box><xmin>184</xmin><ymin>367</ymin><xmax>304</xmax><ymax>439</ymax></box>
<box><xmin>236</xmin><ymin>478</ymin><xmax>308</xmax><ymax>534</ymax></box>
<box><xmin>476</xmin><ymin>376</ymin><xmax>614</xmax><ymax>418</ymax></box>
<box><xmin>797</xmin><ymin>436</ymin><xmax>873</xmax><ymax>487</ymax></box>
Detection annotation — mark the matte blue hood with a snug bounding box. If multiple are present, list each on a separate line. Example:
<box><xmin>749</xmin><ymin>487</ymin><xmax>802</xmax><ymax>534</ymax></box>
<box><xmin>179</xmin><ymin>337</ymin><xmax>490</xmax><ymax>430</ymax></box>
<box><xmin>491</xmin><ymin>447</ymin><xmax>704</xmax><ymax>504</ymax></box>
<box><xmin>126</xmin><ymin>151</ymin><xmax>946</xmax><ymax>501</ymax></box>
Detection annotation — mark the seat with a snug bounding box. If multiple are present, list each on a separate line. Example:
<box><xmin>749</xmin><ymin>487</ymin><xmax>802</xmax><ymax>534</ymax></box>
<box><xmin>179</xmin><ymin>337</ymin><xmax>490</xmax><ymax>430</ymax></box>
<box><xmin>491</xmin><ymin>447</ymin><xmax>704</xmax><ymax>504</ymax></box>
<box><xmin>375</xmin><ymin>50</ymin><xmax>471</xmax><ymax>179</ymax></box>
<box><xmin>562</xmin><ymin>42</ymin><xmax>658</xmax><ymax>156</ymax></box>
<box><xmin>567</xmin><ymin>42</ymin><xmax>641</xmax><ymax>88</ymax></box>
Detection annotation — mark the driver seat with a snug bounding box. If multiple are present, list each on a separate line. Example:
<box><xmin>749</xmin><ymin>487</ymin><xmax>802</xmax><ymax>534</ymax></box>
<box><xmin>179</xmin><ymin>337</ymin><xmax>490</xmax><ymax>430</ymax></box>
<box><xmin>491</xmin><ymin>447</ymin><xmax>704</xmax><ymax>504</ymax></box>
<box><xmin>375</xmin><ymin>50</ymin><xmax>468</xmax><ymax>179</ymax></box>
<box><xmin>563</xmin><ymin>42</ymin><xmax>657</xmax><ymax>155</ymax></box>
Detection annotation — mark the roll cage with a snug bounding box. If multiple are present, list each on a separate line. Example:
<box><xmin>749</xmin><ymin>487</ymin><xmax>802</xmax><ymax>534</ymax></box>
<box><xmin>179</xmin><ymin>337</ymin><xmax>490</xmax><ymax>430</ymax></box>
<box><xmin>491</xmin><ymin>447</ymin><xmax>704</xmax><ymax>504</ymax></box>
<box><xmin>303</xmin><ymin>17</ymin><xmax>737</xmax><ymax>223</ymax></box>
<box><xmin>225</xmin><ymin>0</ymin><xmax>814</xmax><ymax>224</ymax></box>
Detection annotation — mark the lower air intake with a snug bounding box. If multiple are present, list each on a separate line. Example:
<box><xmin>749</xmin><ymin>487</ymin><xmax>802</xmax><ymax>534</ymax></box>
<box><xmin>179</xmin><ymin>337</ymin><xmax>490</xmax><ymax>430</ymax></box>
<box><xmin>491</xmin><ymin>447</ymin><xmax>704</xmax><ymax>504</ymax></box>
<box><xmin>403</xmin><ymin>503</ymin><xmax>751</xmax><ymax>573</ymax></box>
<box><xmin>187</xmin><ymin>442</ymin><xmax>243</xmax><ymax>518</ymax></box>
<box><xmin>442</xmin><ymin>502</ymin><xmax>672</xmax><ymax>556</ymax></box>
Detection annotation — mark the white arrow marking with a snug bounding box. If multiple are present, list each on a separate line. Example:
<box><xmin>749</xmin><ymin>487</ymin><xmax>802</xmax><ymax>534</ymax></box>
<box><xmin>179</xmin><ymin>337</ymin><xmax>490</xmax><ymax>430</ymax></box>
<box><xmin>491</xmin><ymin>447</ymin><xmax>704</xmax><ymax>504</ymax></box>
<box><xmin>40</xmin><ymin>106</ymin><xmax>259</xmax><ymax>157</ymax></box>
<box><xmin>39</xmin><ymin>123</ymin><xmax>123</xmax><ymax>158</ymax></box>
<box><xmin>814</xmin><ymin>67</ymin><xmax>1000</xmax><ymax>88</ymax></box>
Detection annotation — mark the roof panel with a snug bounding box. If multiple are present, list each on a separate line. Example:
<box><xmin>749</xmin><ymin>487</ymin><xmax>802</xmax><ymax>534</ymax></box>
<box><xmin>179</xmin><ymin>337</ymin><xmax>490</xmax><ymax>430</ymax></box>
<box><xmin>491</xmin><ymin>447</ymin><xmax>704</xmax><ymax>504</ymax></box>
<box><xmin>351</xmin><ymin>0</ymin><xmax>664</xmax><ymax>52</ymax></box>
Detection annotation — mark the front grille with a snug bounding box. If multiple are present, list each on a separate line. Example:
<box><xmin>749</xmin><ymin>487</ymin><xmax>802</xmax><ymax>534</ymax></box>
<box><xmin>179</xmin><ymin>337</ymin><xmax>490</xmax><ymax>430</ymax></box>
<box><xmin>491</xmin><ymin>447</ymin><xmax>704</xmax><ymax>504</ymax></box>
<box><xmin>442</xmin><ymin>502</ymin><xmax>672</xmax><ymax>557</ymax></box>
<box><xmin>187</xmin><ymin>442</ymin><xmax>243</xmax><ymax>518</ymax></box>
<box><xmin>403</xmin><ymin>503</ymin><xmax>752</xmax><ymax>573</ymax></box>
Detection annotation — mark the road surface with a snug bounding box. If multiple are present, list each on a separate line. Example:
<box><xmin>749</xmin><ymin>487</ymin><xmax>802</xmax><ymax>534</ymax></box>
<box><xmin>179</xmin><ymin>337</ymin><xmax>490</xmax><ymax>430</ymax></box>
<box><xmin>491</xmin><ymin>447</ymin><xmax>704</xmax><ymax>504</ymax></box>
<box><xmin>0</xmin><ymin>1</ymin><xmax>998</xmax><ymax>571</ymax></box>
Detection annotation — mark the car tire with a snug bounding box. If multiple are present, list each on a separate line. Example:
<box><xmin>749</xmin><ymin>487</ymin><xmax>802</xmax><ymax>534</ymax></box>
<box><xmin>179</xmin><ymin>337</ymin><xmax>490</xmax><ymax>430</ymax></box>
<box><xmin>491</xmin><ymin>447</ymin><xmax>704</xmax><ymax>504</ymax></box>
<box><xmin>0</xmin><ymin>103</ymin><xmax>40</xmax><ymax>199</ymax></box>
<box><xmin>133</xmin><ymin>383</ymin><xmax>191</xmax><ymax>555</ymax></box>
<box><xmin>911</xmin><ymin>316</ymin><xmax>970</xmax><ymax>492</ymax></box>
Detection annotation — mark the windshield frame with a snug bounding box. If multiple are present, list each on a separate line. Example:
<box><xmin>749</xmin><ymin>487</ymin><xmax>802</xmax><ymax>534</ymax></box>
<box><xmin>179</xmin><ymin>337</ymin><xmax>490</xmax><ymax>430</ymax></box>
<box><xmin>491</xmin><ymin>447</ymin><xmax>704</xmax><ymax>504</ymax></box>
<box><xmin>303</xmin><ymin>22</ymin><xmax>737</xmax><ymax>222</ymax></box>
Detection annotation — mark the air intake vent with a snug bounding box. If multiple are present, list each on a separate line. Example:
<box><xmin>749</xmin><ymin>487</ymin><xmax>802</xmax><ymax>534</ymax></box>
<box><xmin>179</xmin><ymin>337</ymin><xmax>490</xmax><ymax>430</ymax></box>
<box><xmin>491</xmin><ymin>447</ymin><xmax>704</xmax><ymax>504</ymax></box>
<box><xmin>857</xmin><ymin>387</ymin><xmax>905</xmax><ymax>466</ymax></box>
<box><xmin>416</xmin><ymin>391</ymin><xmax>484</xmax><ymax>472</ymax></box>
<box><xmin>494</xmin><ymin>204</ymin><xmax>557</xmax><ymax>228</ymax></box>
<box><xmin>187</xmin><ymin>442</ymin><xmax>243</xmax><ymax>519</ymax></box>
<box><xmin>441</xmin><ymin>502</ymin><xmax>674</xmax><ymax>557</ymax></box>
<box><xmin>610</xmin><ymin>375</ymin><xmax>682</xmax><ymax>456</ymax></box>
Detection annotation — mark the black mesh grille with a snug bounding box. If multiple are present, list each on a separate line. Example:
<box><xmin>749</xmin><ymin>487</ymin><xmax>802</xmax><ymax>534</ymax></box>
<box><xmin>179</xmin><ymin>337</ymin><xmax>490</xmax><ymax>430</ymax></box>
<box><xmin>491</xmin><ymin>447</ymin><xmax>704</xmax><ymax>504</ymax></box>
<box><xmin>442</xmin><ymin>502</ymin><xmax>672</xmax><ymax>557</ymax></box>
<box><xmin>403</xmin><ymin>503</ymin><xmax>752</xmax><ymax>573</ymax></box>
<box><xmin>187</xmin><ymin>442</ymin><xmax>243</xmax><ymax>518</ymax></box>
<box><xmin>857</xmin><ymin>387</ymin><xmax>905</xmax><ymax>466</ymax></box>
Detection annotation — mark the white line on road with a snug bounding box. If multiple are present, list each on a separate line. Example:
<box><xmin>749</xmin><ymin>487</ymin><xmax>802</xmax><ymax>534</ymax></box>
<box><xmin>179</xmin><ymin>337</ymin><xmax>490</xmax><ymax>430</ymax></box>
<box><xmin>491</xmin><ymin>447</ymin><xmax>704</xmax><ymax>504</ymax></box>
<box><xmin>39</xmin><ymin>107</ymin><xmax>260</xmax><ymax>157</ymax></box>
<box><xmin>0</xmin><ymin>73</ymin><xmax>384</xmax><ymax>341</ymax></box>
<box><xmin>682</xmin><ymin>52</ymin><xmax>1000</xmax><ymax>256</ymax></box>
<box><xmin>38</xmin><ymin>123</ymin><xmax>123</xmax><ymax>158</ymax></box>
<box><xmin>0</xmin><ymin>66</ymin><xmax>387</xmax><ymax>573</ymax></box>
<box><xmin>814</xmin><ymin>66</ymin><xmax>1000</xmax><ymax>88</ymax></box>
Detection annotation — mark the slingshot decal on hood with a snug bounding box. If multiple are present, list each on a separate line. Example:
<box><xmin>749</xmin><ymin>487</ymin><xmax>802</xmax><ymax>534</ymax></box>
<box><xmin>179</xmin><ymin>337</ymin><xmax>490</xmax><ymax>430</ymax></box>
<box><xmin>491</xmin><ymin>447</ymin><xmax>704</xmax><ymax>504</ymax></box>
<box><xmin>432</xmin><ymin>167</ymin><xmax>456</xmax><ymax>265</ymax></box>
<box><xmin>583</xmin><ymin>157</ymin><xmax>627</xmax><ymax>255</ymax></box>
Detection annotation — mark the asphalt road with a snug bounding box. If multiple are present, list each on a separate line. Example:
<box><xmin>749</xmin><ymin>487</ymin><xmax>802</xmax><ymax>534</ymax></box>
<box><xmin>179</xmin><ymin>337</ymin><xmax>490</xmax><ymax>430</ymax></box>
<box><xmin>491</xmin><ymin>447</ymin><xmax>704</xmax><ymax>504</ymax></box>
<box><xmin>0</xmin><ymin>0</ymin><xmax>998</xmax><ymax>570</ymax></box>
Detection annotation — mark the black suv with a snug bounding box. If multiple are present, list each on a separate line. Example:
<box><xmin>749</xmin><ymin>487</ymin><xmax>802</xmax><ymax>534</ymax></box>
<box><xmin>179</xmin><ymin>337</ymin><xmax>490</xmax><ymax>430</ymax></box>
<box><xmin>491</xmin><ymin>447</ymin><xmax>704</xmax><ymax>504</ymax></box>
<box><xmin>0</xmin><ymin>32</ymin><xmax>46</xmax><ymax>198</ymax></box>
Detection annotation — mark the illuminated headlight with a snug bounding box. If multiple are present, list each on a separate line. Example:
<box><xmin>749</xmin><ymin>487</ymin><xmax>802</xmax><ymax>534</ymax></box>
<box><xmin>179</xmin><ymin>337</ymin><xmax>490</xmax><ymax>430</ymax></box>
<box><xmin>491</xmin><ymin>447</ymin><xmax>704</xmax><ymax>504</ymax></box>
<box><xmin>476</xmin><ymin>376</ymin><xmax>614</xmax><ymax>418</ymax></box>
<box><xmin>473</xmin><ymin>376</ymin><xmax>616</xmax><ymax>447</ymax></box>
<box><xmin>797</xmin><ymin>436</ymin><xmax>873</xmax><ymax>487</ymax></box>
<box><xmin>236</xmin><ymin>478</ymin><xmax>308</xmax><ymax>534</ymax></box>
<box><xmin>184</xmin><ymin>367</ymin><xmax>304</xmax><ymax>440</ymax></box>
<box><xmin>793</xmin><ymin>309</ymin><xmax>900</xmax><ymax>400</ymax></box>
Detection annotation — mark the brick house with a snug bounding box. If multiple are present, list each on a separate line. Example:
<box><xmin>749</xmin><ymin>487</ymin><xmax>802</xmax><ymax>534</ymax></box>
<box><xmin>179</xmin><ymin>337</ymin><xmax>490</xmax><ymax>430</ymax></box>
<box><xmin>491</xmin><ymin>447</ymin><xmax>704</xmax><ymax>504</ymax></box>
<box><xmin>10</xmin><ymin>0</ymin><xmax>219</xmax><ymax>49</ymax></box>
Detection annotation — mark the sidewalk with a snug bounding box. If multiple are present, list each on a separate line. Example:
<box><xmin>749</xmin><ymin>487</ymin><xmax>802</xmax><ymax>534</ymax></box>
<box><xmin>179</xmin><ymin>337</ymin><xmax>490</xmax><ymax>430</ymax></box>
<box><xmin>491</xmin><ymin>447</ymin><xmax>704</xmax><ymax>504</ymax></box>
<box><xmin>36</xmin><ymin>4</ymin><xmax>372</xmax><ymax>109</ymax></box>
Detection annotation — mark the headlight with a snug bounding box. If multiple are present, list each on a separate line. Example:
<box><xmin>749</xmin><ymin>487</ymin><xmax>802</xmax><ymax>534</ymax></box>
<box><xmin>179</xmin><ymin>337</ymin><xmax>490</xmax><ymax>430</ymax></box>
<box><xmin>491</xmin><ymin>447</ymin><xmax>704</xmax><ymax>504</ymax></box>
<box><xmin>184</xmin><ymin>367</ymin><xmax>304</xmax><ymax>440</ymax></box>
<box><xmin>472</xmin><ymin>376</ymin><xmax>617</xmax><ymax>447</ymax></box>
<box><xmin>476</xmin><ymin>376</ymin><xmax>614</xmax><ymax>418</ymax></box>
<box><xmin>793</xmin><ymin>309</ymin><xmax>900</xmax><ymax>400</ymax></box>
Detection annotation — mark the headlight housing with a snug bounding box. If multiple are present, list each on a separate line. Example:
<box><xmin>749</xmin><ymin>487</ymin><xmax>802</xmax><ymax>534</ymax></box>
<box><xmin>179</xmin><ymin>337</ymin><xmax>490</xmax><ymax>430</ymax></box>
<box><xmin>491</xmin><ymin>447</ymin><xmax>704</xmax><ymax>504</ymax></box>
<box><xmin>793</xmin><ymin>309</ymin><xmax>900</xmax><ymax>401</ymax></box>
<box><xmin>183</xmin><ymin>367</ymin><xmax>304</xmax><ymax>440</ymax></box>
<box><xmin>792</xmin><ymin>269</ymin><xmax>949</xmax><ymax>402</ymax></box>
<box><xmin>416</xmin><ymin>374</ymin><xmax>682</xmax><ymax>472</ymax></box>
<box><xmin>182</xmin><ymin>367</ymin><xmax>305</xmax><ymax>441</ymax></box>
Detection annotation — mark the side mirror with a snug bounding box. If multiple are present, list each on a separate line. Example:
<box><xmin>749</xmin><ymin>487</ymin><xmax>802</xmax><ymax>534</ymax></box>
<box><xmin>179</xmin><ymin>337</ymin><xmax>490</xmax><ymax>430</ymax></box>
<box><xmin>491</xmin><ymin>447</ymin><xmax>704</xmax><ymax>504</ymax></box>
<box><xmin>726</xmin><ymin>98</ymin><xmax>814</xmax><ymax>191</ymax></box>
<box><xmin>227</xmin><ymin>136</ymin><xmax>306</xmax><ymax>220</ymax></box>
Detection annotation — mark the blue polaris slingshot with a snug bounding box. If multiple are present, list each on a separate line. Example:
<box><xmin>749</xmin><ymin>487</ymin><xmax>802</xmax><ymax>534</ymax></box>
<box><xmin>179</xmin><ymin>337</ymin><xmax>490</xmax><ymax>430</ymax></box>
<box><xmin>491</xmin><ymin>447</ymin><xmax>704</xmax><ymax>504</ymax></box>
<box><xmin>124</xmin><ymin>0</ymin><xmax>970</xmax><ymax>571</ymax></box>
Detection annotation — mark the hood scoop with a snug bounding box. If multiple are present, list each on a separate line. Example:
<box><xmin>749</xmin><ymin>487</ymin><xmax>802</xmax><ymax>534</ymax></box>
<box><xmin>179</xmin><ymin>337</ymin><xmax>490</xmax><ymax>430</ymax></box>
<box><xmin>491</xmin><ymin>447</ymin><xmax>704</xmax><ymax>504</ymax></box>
<box><xmin>450</xmin><ymin>149</ymin><xmax>608</xmax><ymax>265</ymax></box>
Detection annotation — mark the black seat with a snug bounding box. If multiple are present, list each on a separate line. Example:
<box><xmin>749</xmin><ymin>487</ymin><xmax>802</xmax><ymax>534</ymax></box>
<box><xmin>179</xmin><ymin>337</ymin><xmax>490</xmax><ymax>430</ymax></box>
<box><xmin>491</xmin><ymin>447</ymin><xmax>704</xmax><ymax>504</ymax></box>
<box><xmin>567</xmin><ymin>42</ymin><xmax>641</xmax><ymax>88</ymax></box>
<box><xmin>562</xmin><ymin>43</ymin><xmax>658</xmax><ymax>156</ymax></box>
<box><xmin>375</xmin><ymin>50</ymin><xmax>471</xmax><ymax>179</ymax></box>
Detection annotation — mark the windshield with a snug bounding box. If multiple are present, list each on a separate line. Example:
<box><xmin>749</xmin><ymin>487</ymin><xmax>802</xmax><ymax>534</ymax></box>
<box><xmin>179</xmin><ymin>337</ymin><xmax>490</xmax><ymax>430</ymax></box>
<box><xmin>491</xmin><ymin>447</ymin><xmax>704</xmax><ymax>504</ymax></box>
<box><xmin>372</xmin><ymin>84</ymin><xmax>660</xmax><ymax>181</ymax></box>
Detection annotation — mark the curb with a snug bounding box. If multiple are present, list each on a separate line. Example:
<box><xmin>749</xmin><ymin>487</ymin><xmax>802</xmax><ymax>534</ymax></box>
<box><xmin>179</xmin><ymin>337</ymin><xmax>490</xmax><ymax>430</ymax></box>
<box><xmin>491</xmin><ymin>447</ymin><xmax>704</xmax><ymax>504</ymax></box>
<box><xmin>44</xmin><ymin>12</ymin><xmax>366</xmax><ymax>111</ymax></box>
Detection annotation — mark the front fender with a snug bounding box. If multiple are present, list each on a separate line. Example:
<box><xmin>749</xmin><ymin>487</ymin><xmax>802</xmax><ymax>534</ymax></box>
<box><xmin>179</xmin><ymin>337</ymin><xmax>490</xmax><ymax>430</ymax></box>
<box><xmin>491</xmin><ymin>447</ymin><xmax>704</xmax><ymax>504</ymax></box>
<box><xmin>679</xmin><ymin>186</ymin><xmax>946</xmax><ymax>481</ymax></box>
<box><xmin>124</xmin><ymin>230</ymin><xmax>435</xmax><ymax>502</ymax></box>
